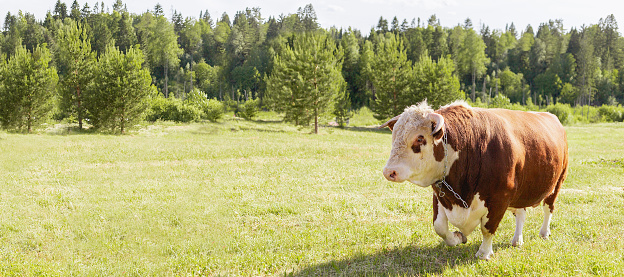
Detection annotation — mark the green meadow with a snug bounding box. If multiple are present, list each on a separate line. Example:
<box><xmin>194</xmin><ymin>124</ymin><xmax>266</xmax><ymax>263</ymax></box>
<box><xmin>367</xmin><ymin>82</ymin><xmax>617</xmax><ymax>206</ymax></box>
<box><xmin>0</xmin><ymin>114</ymin><xmax>623</xmax><ymax>276</ymax></box>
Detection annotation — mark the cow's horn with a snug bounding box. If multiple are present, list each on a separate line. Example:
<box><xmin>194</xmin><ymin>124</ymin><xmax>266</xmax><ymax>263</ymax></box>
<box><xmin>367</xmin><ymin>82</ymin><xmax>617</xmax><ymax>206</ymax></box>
<box><xmin>378</xmin><ymin>115</ymin><xmax>401</xmax><ymax>130</ymax></box>
<box><xmin>429</xmin><ymin>113</ymin><xmax>444</xmax><ymax>135</ymax></box>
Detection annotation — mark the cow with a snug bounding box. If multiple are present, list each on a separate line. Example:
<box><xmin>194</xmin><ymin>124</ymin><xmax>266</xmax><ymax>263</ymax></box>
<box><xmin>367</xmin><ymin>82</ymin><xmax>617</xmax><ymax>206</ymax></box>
<box><xmin>380</xmin><ymin>101</ymin><xmax>568</xmax><ymax>260</ymax></box>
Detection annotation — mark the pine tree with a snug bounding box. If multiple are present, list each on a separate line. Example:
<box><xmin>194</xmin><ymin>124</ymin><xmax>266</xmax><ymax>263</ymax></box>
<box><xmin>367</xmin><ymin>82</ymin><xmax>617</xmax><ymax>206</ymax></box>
<box><xmin>265</xmin><ymin>32</ymin><xmax>346</xmax><ymax>134</ymax></box>
<box><xmin>55</xmin><ymin>21</ymin><xmax>95</xmax><ymax>129</ymax></box>
<box><xmin>412</xmin><ymin>54</ymin><xmax>462</xmax><ymax>108</ymax></box>
<box><xmin>369</xmin><ymin>33</ymin><xmax>413</xmax><ymax>120</ymax></box>
<box><xmin>86</xmin><ymin>45</ymin><xmax>153</xmax><ymax>133</ymax></box>
<box><xmin>0</xmin><ymin>45</ymin><xmax>58</xmax><ymax>132</ymax></box>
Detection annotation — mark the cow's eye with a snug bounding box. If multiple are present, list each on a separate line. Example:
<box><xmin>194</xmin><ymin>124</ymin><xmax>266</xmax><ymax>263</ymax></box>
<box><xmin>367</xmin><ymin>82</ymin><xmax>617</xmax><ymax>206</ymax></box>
<box><xmin>416</xmin><ymin>136</ymin><xmax>425</xmax><ymax>144</ymax></box>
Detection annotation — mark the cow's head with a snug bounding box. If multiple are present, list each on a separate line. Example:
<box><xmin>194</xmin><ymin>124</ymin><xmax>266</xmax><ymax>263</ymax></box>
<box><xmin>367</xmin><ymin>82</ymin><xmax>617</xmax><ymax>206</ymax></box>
<box><xmin>380</xmin><ymin>101</ymin><xmax>454</xmax><ymax>187</ymax></box>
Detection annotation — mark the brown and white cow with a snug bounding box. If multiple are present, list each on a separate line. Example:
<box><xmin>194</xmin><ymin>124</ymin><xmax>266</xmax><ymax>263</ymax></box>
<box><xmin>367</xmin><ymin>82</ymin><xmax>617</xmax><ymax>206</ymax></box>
<box><xmin>380</xmin><ymin>101</ymin><xmax>568</xmax><ymax>260</ymax></box>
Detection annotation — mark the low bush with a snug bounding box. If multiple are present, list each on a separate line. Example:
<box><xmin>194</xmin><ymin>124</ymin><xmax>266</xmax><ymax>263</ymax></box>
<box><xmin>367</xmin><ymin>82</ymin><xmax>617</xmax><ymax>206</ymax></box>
<box><xmin>598</xmin><ymin>105</ymin><xmax>624</xmax><ymax>122</ymax></box>
<box><xmin>237</xmin><ymin>99</ymin><xmax>260</xmax><ymax>120</ymax></box>
<box><xmin>205</xmin><ymin>99</ymin><xmax>225</xmax><ymax>122</ymax></box>
<box><xmin>146</xmin><ymin>96</ymin><xmax>201</xmax><ymax>123</ymax></box>
<box><xmin>546</xmin><ymin>103</ymin><xmax>574</xmax><ymax>125</ymax></box>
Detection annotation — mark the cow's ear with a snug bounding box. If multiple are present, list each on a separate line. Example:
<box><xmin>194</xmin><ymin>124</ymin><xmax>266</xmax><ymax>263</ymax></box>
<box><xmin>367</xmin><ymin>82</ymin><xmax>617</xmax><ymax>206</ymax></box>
<box><xmin>379</xmin><ymin>115</ymin><xmax>401</xmax><ymax>131</ymax></box>
<box><xmin>431</xmin><ymin>123</ymin><xmax>444</xmax><ymax>140</ymax></box>
<box><xmin>428</xmin><ymin>113</ymin><xmax>445</xmax><ymax>139</ymax></box>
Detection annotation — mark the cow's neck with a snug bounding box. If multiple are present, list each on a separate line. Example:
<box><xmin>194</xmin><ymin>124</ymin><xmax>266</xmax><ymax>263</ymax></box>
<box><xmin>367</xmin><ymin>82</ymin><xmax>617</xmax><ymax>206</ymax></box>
<box><xmin>432</xmin><ymin>124</ymin><xmax>470</xmax><ymax>209</ymax></box>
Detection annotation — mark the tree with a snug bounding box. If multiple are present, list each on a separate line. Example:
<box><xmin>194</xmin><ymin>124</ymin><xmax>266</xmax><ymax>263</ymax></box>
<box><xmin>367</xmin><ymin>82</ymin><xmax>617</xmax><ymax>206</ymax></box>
<box><xmin>369</xmin><ymin>33</ymin><xmax>413</xmax><ymax>120</ymax></box>
<box><xmin>70</xmin><ymin>0</ymin><xmax>81</xmax><ymax>21</ymax></box>
<box><xmin>0</xmin><ymin>45</ymin><xmax>58</xmax><ymax>132</ymax></box>
<box><xmin>194</xmin><ymin>60</ymin><xmax>221</xmax><ymax>99</ymax></box>
<box><xmin>412</xmin><ymin>54</ymin><xmax>463</xmax><ymax>108</ymax></box>
<box><xmin>55</xmin><ymin>20</ymin><xmax>96</xmax><ymax>129</ymax></box>
<box><xmin>86</xmin><ymin>45</ymin><xmax>153</xmax><ymax>133</ymax></box>
<box><xmin>265</xmin><ymin>32</ymin><xmax>346</xmax><ymax>134</ymax></box>
<box><xmin>340</xmin><ymin>29</ymin><xmax>366</xmax><ymax>108</ymax></box>
<box><xmin>458</xmin><ymin>28</ymin><xmax>489</xmax><ymax>101</ymax></box>
<box><xmin>136</xmin><ymin>12</ymin><xmax>183</xmax><ymax>97</ymax></box>
<box><xmin>54</xmin><ymin>0</ymin><xmax>68</xmax><ymax>20</ymax></box>
<box><xmin>499</xmin><ymin>68</ymin><xmax>527</xmax><ymax>103</ymax></box>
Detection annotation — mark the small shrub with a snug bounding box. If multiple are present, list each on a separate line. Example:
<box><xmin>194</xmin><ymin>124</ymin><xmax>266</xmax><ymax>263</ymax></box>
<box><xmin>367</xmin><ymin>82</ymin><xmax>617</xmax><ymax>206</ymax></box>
<box><xmin>237</xmin><ymin>99</ymin><xmax>259</xmax><ymax>120</ymax></box>
<box><xmin>598</xmin><ymin>105</ymin><xmax>624</xmax><ymax>122</ymax></box>
<box><xmin>185</xmin><ymin>89</ymin><xmax>209</xmax><ymax>109</ymax></box>
<box><xmin>146</xmin><ymin>96</ymin><xmax>201</xmax><ymax>123</ymax></box>
<box><xmin>173</xmin><ymin>104</ymin><xmax>201</xmax><ymax>123</ymax></box>
<box><xmin>489</xmin><ymin>94</ymin><xmax>511</xmax><ymax>109</ymax></box>
<box><xmin>572</xmin><ymin>105</ymin><xmax>602</xmax><ymax>123</ymax></box>
<box><xmin>205</xmin><ymin>99</ymin><xmax>225</xmax><ymax>122</ymax></box>
<box><xmin>546</xmin><ymin>103</ymin><xmax>574</xmax><ymax>125</ymax></box>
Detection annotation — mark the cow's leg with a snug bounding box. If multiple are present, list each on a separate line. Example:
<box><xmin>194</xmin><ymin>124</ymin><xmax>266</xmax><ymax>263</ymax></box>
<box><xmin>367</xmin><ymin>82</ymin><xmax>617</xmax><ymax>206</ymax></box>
<box><xmin>541</xmin><ymin>162</ymin><xmax>566</xmax><ymax>238</ymax></box>
<box><xmin>539</xmin><ymin>204</ymin><xmax>552</xmax><ymax>238</ymax></box>
<box><xmin>476</xmin><ymin>206</ymin><xmax>506</xmax><ymax>260</ymax></box>
<box><xmin>433</xmin><ymin>196</ymin><xmax>466</xmax><ymax>246</ymax></box>
<box><xmin>511</xmin><ymin>208</ymin><xmax>526</xmax><ymax>247</ymax></box>
<box><xmin>476</xmin><ymin>216</ymin><xmax>495</xmax><ymax>260</ymax></box>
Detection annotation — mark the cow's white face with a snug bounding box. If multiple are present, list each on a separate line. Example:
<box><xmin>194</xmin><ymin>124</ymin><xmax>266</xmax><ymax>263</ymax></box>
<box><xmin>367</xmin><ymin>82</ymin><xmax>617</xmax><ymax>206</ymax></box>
<box><xmin>381</xmin><ymin>104</ymin><xmax>459</xmax><ymax>187</ymax></box>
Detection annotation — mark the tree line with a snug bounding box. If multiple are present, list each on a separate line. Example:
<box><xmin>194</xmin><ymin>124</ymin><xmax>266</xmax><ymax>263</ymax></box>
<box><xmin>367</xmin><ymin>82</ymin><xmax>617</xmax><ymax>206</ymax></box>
<box><xmin>1</xmin><ymin>0</ymin><xmax>623</xmax><ymax>133</ymax></box>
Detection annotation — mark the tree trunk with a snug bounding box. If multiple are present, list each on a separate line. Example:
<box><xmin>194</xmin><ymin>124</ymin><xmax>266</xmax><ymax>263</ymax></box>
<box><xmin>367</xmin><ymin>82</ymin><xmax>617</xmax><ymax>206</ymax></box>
<box><xmin>164</xmin><ymin>58</ymin><xmax>169</xmax><ymax>98</ymax></box>
<box><xmin>77</xmin><ymin>85</ymin><xmax>83</xmax><ymax>129</ymax></box>
<box><xmin>482</xmin><ymin>77</ymin><xmax>487</xmax><ymax>103</ymax></box>
<box><xmin>471</xmin><ymin>67</ymin><xmax>476</xmax><ymax>102</ymax></box>
<box><xmin>314</xmin><ymin>107</ymin><xmax>318</xmax><ymax>134</ymax></box>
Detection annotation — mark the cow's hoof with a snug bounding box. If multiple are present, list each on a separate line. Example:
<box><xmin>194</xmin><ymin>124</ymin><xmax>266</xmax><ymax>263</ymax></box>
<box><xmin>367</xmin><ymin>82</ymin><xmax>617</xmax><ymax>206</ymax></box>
<box><xmin>539</xmin><ymin>229</ymin><xmax>550</xmax><ymax>239</ymax></box>
<box><xmin>511</xmin><ymin>235</ymin><xmax>523</xmax><ymax>247</ymax></box>
<box><xmin>454</xmin><ymin>231</ymin><xmax>468</xmax><ymax>244</ymax></box>
<box><xmin>475</xmin><ymin>249</ymin><xmax>493</xmax><ymax>260</ymax></box>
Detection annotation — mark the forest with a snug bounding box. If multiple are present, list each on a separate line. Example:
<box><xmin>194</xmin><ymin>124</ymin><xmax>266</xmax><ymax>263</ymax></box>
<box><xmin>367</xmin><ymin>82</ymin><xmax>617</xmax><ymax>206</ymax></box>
<box><xmin>1</xmin><ymin>0</ymin><xmax>624</xmax><ymax>133</ymax></box>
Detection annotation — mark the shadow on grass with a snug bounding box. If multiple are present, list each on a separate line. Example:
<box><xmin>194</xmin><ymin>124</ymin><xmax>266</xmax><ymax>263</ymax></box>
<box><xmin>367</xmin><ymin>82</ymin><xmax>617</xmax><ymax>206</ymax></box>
<box><xmin>288</xmin><ymin>242</ymin><xmax>506</xmax><ymax>276</ymax></box>
<box><xmin>339</xmin><ymin>125</ymin><xmax>390</xmax><ymax>134</ymax></box>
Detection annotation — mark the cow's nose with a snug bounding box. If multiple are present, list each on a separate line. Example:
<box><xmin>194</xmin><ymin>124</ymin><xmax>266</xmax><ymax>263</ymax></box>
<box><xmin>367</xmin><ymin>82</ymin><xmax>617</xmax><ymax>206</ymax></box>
<box><xmin>383</xmin><ymin>168</ymin><xmax>397</xmax><ymax>181</ymax></box>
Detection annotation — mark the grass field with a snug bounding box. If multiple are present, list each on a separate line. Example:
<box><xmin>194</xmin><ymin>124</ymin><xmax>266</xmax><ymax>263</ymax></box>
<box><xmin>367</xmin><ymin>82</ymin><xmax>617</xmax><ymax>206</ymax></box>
<box><xmin>0</xmin><ymin>114</ymin><xmax>623</xmax><ymax>276</ymax></box>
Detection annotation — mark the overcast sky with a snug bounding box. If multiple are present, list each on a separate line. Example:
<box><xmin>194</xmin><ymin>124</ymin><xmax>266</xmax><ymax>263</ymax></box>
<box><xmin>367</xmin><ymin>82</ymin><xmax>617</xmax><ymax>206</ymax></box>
<box><xmin>2</xmin><ymin>0</ymin><xmax>623</xmax><ymax>33</ymax></box>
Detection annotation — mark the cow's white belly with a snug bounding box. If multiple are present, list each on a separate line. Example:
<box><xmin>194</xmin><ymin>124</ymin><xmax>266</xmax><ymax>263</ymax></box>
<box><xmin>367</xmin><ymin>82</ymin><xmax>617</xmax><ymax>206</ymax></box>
<box><xmin>443</xmin><ymin>193</ymin><xmax>489</xmax><ymax>235</ymax></box>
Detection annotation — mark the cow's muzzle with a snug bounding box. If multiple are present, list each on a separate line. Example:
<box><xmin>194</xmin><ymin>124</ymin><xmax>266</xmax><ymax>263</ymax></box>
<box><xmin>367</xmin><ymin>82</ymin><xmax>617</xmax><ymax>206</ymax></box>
<box><xmin>383</xmin><ymin>167</ymin><xmax>400</xmax><ymax>182</ymax></box>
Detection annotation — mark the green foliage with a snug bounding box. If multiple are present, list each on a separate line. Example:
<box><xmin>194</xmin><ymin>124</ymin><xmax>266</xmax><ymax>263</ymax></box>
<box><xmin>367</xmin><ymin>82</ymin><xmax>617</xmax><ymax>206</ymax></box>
<box><xmin>55</xmin><ymin>20</ymin><xmax>95</xmax><ymax>129</ymax></box>
<box><xmin>458</xmin><ymin>28</ymin><xmax>489</xmax><ymax>101</ymax></box>
<box><xmin>237</xmin><ymin>99</ymin><xmax>260</xmax><ymax>120</ymax></box>
<box><xmin>369</xmin><ymin>33</ymin><xmax>413</xmax><ymax>120</ymax></box>
<box><xmin>598</xmin><ymin>105</ymin><xmax>624</xmax><ymax>122</ymax></box>
<box><xmin>546</xmin><ymin>103</ymin><xmax>574</xmax><ymax>125</ymax></box>
<box><xmin>489</xmin><ymin>94</ymin><xmax>512</xmax><ymax>108</ymax></box>
<box><xmin>184</xmin><ymin>88</ymin><xmax>209</xmax><ymax>109</ymax></box>
<box><xmin>134</xmin><ymin>11</ymin><xmax>183</xmax><ymax>96</ymax></box>
<box><xmin>412</xmin><ymin>54</ymin><xmax>463</xmax><ymax>109</ymax></box>
<box><xmin>0</xmin><ymin>45</ymin><xmax>58</xmax><ymax>132</ymax></box>
<box><xmin>333</xmin><ymin>87</ymin><xmax>353</xmax><ymax>127</ymax></box>
<box><xmin>205</xmin><ymin>99</ymin><xmax>225</xmax><ymax>122</ymax></box>
<box><xmin>146</xmin><ymin>95</ymin><xmax>202</xmax><ymax>123</ymax></box>
<box><xmin>265</xmin><ymin>31</ymin><xmax>346</xmax><ymax>133</ymax></box>
<box><xmin>85</xmin><ymin>45</ymin><xmax>153</xmax><ymax>133</ymax></box>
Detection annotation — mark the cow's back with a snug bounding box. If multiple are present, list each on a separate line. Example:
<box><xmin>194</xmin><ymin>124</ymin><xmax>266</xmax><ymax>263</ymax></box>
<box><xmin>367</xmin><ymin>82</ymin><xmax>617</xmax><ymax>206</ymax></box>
<box><xmin>439</xmin><ymin>105</ymin><xmax>568</xmax><ymax>209</ymax></box>
<box><xmin>477</xmin><ymin>108</ymin><xmax>568</xmax><ymax>208</ymax></box>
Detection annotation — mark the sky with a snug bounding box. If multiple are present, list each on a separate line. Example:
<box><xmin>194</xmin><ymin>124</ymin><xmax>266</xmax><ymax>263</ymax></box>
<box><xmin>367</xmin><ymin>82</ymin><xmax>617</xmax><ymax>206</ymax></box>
<box><xmin>2</xmin><ymin>0</ymin><xmax>623</xmax><ymax>33</ymax></box>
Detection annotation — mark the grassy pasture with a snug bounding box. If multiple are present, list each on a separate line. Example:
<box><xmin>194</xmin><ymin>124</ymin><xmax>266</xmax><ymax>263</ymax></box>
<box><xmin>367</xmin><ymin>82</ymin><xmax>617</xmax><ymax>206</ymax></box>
<box><xmin>0</xmin><ymin>116</ymin><xmax>623</xmax><ymax>276</ymax></box>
